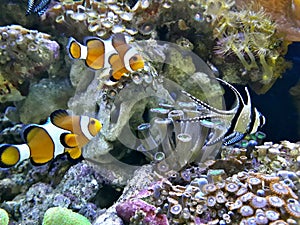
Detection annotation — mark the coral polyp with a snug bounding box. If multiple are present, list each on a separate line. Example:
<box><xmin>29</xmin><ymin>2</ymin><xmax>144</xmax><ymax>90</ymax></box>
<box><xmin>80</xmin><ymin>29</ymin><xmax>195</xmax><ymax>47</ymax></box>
<box><xmin>196</xmin><ymin>0</ymin><xmax>290</xmax><ymax>94</ymax></box>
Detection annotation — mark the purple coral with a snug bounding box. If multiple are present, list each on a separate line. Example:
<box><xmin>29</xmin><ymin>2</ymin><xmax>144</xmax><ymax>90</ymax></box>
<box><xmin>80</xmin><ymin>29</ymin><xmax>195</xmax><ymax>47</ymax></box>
<box><xmin>116</xmin><ymin>198</ymin><xmax>169</xmax><ymax>225</ymax></box>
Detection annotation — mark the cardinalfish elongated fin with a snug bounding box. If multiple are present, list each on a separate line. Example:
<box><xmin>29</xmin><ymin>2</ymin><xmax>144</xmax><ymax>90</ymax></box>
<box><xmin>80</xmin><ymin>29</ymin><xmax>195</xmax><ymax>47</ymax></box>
<box><xmin>0</xmin><ymin>109</ymin><xmax>102</xmax><ymax>168</ymax></box>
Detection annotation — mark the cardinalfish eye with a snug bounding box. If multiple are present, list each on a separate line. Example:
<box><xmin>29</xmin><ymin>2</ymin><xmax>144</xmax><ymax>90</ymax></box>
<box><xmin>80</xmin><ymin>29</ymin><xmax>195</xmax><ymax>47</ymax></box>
<box><xmin>129</xmin><ymin>54</ymin><xmax>144</xmax><ymax>71</ymax></box>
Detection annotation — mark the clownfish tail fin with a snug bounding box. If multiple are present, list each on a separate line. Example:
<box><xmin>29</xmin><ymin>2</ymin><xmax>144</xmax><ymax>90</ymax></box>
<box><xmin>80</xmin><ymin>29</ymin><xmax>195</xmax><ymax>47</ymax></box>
<box><xmin>0</xmin><ymin>144</ymin><xmax>30</xmax><ymax>168</ymax></box>
<box><xmin>67</xmin><ymin>37</ymin><xmax>85</xmax><ymax>60</ymax></box>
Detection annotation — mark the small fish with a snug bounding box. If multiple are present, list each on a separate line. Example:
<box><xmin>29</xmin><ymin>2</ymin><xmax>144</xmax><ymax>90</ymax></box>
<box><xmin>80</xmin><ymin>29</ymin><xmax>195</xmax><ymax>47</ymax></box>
<box><xmin>26</xmin><ymin>0</ymin><xmax>51</xmax><ymax>16</ymax></box>
<box><xmin>180</xmin><ymin>78</ymin><xmax>265</xmax><ymax>145</ymax></box>
<box><xmin>0</xmin><ymin>110</ymin><xmax>102</xmax><ymax>168</ymax></box>
<box><xmin>67</xmin><ymin>33</ymin><xmax>145</xmax><ymax>85</ymax></box>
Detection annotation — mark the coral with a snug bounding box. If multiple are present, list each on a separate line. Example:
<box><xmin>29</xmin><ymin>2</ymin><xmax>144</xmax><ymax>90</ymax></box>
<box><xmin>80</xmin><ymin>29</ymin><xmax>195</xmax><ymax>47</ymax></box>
<box><xmin>116</xmin><ymin>198</ymin><xmax>169</xmax><ymax>225</ymax></box>
<box><xmin>235</xmin><ymin>0</ymin><xmax>300</xmax><ymax>42</ymax></box>
<box><xmin>0</xmin><ymin>208</ymin><xmax>9</xmax><ymax>225</ymax></box>
<box><xmin>253</xmin><ymin>140</ymin><xmax>300</xmax><ymax>174</ymax></box>
<box><xmin>197</xmin><ymin>0</ymin><xmax>291</xmax><ymax>94</ymax></box>
<box><xmin>1</xmin><ymin>163</ymin><xmax>105</xmax><ymax>224</ymax></box>
<box><xmin>42</xmin><ymin>207</ymin><xmax>91</xmax><ymax>225</ymax></box>
<box><xmin>0</xmin><ymin>73</ymin><xmax>25</xmax><ymax>103</ymax></box>
<box><xmin>119</xmin><ymin>168</ymin><xmax>300</xmax><ymax>224</ymax></box>
<box><xmin>0</xmin><ymin>25</ymin><xmax>60</xmax><ymax>101</ymax></box>
<box><xmin>44</xmin><ymin>0</ymin><xmax>173</xmax><ymax>39</ymax></box>
<box><xmin>94</xmin><ymin>165</ymin><xmax>155</xmax><ymax>225</ymax></box>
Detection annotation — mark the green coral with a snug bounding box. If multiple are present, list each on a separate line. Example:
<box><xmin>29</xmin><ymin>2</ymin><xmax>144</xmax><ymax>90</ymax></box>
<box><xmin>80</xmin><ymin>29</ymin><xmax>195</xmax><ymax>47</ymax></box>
<box><xmin>0</xmin><ymin>208</ymin><xmax>9</xmax><ymax>225</ymax></box>
<box><xmin>42</xmin><ymin>207</ymin><xmax>91</xmax><ymax>225</ymax></box>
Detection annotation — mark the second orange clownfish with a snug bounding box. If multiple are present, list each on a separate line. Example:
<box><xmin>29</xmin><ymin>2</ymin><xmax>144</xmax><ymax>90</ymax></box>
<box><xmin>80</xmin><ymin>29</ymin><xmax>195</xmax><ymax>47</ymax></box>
<box><xmin>67</xmin><ymin>33</ymin><xmax>145</xmax><ymax>85</ymax></box>
<box><xmin>0</xmin><ymin>110</ymin><xmax>102</xmax><ymax>168</ymax></box>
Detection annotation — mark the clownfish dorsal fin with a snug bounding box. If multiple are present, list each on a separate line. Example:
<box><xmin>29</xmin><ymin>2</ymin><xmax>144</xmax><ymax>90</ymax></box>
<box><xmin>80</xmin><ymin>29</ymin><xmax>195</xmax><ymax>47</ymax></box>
<box><xmin>61</xmin><ymin>133</ymin><xmax>79</xmax><ymax>148</ymax></box>
<box><xmin>50</xmin><ymin>109</ymin><xmax>70</xmax><ymax>128</ymax></box>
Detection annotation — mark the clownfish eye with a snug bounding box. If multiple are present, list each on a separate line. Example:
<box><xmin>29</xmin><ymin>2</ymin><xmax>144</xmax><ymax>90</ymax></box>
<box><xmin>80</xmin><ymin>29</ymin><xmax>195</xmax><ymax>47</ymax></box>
<box><xmin>90</xmin><ymin>119</ymin><xmax>95</xmax><ymax>125</ymax></box>
<box><xmin>132</xmin><ymin>56</ymin><xmax>138</xmax><ymax>61</ymax></box>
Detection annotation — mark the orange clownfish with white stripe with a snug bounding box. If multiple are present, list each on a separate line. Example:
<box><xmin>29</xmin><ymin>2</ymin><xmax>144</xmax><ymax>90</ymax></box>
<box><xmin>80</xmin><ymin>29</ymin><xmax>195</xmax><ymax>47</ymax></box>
<box><xmin>0</xmin><ymin>110</ymin><xmax>102</xmax><ymax>168</ymax></box>
<box><xmin>67</xmin><ymin>33</ymin><xmax>145</xmax><ymax>85</ymax></box>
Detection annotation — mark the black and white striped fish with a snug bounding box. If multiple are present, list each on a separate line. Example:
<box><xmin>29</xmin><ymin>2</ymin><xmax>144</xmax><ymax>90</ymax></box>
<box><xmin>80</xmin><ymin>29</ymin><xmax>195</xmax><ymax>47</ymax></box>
<box><xmin>180</xmin><ymin>78</ymin><xmax>265</xmax><ymax>145</ymax></box>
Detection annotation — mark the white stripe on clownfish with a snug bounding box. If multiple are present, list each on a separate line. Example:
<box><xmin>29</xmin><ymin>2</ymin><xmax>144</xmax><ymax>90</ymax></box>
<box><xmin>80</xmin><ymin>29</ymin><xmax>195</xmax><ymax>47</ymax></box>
<box><xmin>80</xmin><ymin>116</ymin><xmax>95</xmax><ymax>141</ymax></box>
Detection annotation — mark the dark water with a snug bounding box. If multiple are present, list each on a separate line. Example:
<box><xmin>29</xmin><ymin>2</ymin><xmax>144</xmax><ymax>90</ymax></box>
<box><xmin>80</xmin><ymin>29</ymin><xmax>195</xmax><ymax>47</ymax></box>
<box><xmin>251</xmin><ymin>42</ymin><xmax>300</xmax><ymax>142</ymax></box>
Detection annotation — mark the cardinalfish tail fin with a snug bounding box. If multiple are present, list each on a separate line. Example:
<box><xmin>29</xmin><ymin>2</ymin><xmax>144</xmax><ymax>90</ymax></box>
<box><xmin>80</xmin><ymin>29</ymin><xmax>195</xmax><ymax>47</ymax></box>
<box><xmin>0</xmin><ymin>144</ymin><xmax>30</xmax><ymax>168</ymax></box>
<box><xmin>67</xmin><ymin>37</ymin><xmax>87</xmax><ymax>60</ymax></box>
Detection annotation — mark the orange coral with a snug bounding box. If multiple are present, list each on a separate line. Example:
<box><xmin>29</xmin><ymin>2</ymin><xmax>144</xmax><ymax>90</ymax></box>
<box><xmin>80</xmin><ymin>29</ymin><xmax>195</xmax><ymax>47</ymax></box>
<box><xmin>235</xmin><ymin>0</ymin><xmax>300</xmax><ymax>41</ymax></box>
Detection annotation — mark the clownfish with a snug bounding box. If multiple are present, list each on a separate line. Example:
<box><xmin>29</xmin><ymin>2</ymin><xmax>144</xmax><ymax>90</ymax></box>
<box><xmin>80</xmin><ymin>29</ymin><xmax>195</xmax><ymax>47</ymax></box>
<box><xmin>180</xmin><ymin>78</ymin><xmax>265</xmax><ymax>145</ymax></box>
<box><xmin>0</xmin><ymin>110</ymin><xmax>102</xmax><ymax>168</ymax></box>
<box><xmin>67</xmin><ymin>33</ymin><xmax>145</xmax><ymax>85</ymax></box>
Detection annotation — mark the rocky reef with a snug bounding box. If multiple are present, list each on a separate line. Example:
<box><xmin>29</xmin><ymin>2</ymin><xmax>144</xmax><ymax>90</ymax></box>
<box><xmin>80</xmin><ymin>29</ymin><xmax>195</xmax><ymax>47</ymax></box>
<box><xmin>0</xmin><ymin>0</ymin><xmax>299</xmax><ymax>224</ymax></box>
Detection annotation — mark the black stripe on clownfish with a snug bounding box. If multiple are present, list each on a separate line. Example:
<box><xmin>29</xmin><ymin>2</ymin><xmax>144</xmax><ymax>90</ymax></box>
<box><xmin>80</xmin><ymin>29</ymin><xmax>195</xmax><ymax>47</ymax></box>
<box><xmin>67</xmin><ymin>33</ymin><xmax>145</xmax><ymax>86</ymax></box>
<box><xmin>0</xmin><ymin>110</ymin><xmax>102</xmax><ymax>168</ymax></box>
<box><xmin>178</xmin><ymin>78</ymin><xmax>265</xmax><ymax>146</ymax></box>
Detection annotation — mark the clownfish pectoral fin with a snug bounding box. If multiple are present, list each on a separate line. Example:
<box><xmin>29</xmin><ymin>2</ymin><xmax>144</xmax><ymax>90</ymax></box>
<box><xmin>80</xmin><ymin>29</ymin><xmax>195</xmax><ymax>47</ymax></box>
<box><xmin>61</xmin><ymin>133</ymin><xmax>80</xmax><ymax>148</ymax></box>
<box><xmin>0</xmin><ymin>144</ymin><xmax>30</xmax><ymax>168</ymax></box>
<box><xmin>50</xmin><ymin>109</ymin><xmax>70</xmax><ymax>128</ymax></box>
<box><xmin>66</xmin><ymin>147</ymin><xmax>82</xmax><ymax>160</ymax></box>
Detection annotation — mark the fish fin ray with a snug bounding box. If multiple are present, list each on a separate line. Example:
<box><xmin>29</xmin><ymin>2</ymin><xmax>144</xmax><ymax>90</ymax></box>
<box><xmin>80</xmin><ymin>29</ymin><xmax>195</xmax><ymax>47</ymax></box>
<box><xmin>50</xmin><ymin>109</ymin><xmax>70</xmax><ymax>127</ymax></box>
<box><xmin>0</xmin><ymin>144</ymin><xmax>21</xmax><ymax>168</ymax></box>
<box><xmin>66</xmin><ymin>147</ymin><xmax>83</xmax><ymax>161</ymax></box>
<box><xmin>61</xmin><ymin>133</ymin><xmax>79</xmax><ymax>148</ymax></box>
